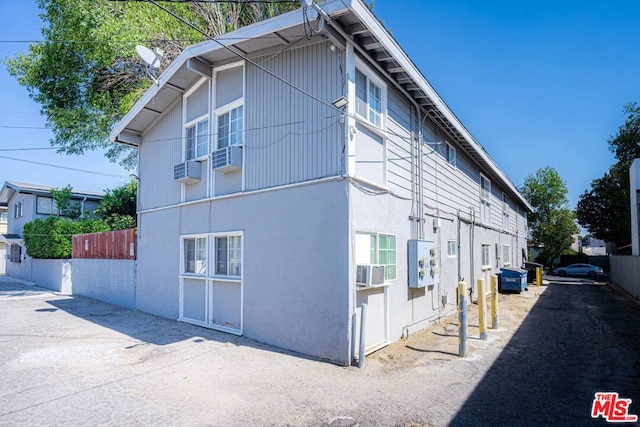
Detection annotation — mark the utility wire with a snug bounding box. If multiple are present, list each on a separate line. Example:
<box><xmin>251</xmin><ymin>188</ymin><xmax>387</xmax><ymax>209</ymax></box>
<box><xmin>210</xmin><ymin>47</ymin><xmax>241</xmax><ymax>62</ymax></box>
<box><xmin>0</xmin><ymin>147</ymin><xmax>56</xmax><ymax>152</ymax></box>
<box><xmin>145</xmin><ymin>0</ymin><xmax>341</xmax><ymax>113</ymax></box>
<box><xmin>0</xmin><ymin>125</ymin><xmax>48</xmax><ymax>130</ymax></box>
<box><xmin>0</xmin><ymin>155</ymin><xmax>129</xmax><ymax>179</ymax></box>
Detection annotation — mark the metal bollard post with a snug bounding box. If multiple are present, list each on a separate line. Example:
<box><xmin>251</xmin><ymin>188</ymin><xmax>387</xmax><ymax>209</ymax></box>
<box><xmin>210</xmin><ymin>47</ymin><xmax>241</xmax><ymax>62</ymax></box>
<box><xmin>358</xmin><ymin>303</ymin><xmax>367</xmax><ymax>369</ymax></box>
<box><xmin>477</xmin><ymin>278</ymin><xmax>488</xmax><ymax>340</ymax></box>
<box><xmin>490</xmin><ymin>274</ymin><xmax>499</xmax><ymax>329</ymax></box>
<box><xmin>536</xmin><ymin>267</ymin><xmax>542</xmax><ymax>287</ymax></box>
<box><xmin>457</xmin><ymin>281</ymin><xmax>468</xmax><ymax>357</ymax></box>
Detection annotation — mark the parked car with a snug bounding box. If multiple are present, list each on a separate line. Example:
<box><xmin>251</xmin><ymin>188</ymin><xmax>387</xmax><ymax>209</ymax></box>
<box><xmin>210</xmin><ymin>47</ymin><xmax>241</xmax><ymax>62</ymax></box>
<box><xmin>552</xmin><ymin>263</ymin><xmax>603</xmax><ymax>278</ymax></box>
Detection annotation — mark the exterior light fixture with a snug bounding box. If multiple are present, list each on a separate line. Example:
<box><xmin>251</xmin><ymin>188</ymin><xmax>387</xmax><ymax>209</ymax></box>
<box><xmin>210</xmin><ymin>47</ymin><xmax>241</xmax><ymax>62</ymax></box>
<box><xmin>332</xmin><ymin>96</ymin><xmax>348</xmax><ymax>109</ymax></box>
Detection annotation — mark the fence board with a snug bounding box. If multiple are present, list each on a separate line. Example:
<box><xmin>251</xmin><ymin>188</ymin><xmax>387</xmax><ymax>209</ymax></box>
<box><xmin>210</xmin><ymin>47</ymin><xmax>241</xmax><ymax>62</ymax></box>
<box><xmin>72</xmin><ymin>229</ymin><xmax>136</xmax><ymax>260</ymax></box>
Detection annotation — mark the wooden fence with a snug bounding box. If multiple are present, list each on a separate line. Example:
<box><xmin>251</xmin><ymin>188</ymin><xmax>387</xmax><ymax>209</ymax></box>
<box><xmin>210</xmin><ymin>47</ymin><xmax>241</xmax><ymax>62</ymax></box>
<box><xmin>72</xmin><ymin>229</ymin><xmax>136</xmax><ymax>260</ymax></box>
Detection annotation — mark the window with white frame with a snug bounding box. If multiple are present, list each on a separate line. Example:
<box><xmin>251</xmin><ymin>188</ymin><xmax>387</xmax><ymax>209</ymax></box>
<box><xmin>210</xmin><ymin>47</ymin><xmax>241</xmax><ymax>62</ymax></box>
<box><xmin>14</xmin><ymin>201</ymin><xmax>23</xmax><ymax>219</ymax></box>
<box><xmin>447</xmin><ymin>240</ymin><xmax>457</xmax><ymax>258</ymax></box>
<box><xmin>481</xmin><ymin>243</ymin><xmax>491</xmax><ymax>267</ymax></box>
<box><xmin>355</xmin><ymin>67</ymin><xmax>384</xmax><ymax>129</ymax></box>
<box><xmin>214</xmin><ymin>235</ymin><xmax>242</xmax><ymax>277</ymax></box>
<box><xmin>185</xmin><ymin>117</ymin><xmax>209</xmax><ymax>160</ymax></box>
<box><xmin>356</xmin><ymin>232</ymin><xmax>396</xmax><ymax>281</ymax></box>
<box><xmin>502</xmin><ymin>193</ymin><xmax>510</xmax><ymax>230</ymax></box>
<box><xmin>36</xmin><ymin>196</ymin><xmax>58</xmax><ymax>215</ymax></box>
<box><xmin>445</xmin><ymin>142</ymin><xmax>456</xmax><ymax>167</ymax></box>
<box><xmin>480</xmin><ymin>174</ymin><xmax>491</xmax><ymax>224</ymax></box>
<box><xmin>183</xmin><ymin>236</ymin><xmax>207</xmax><ymax>275</ymax></box>
<box><xmin>0</xmin><ymin>210</ymin><xmax>7</xmax><ymax>224</ymax></box>
<box><xmin>503</xmin><ymin>245</ymin><xmax>511</xmax><ymax>266</ymax></box>
<box><xmin>217</xmin><ymin>105</ymin><xmax>243</xmax><ymax>149</ymax></box>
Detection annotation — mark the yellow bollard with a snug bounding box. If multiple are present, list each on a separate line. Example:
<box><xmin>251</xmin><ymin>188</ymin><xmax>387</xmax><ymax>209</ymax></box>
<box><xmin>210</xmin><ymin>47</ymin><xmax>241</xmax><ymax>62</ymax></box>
<box><xmin>477</xmin><ymin>278</ymin><xmax>487</xmax><ymax>340</ymax></box>
<box><xmin>490</xmin><ymin>275</ymin><xmax>499</xmax><ymax>329</ymax></box>
<box><xmin>536</xmin><ymin>267</ymin><xmax>542</xmax><ymax>287</ymax></box>
<box><xmin>457</xmin><ymin>282</ymin><xmax>468</xmax><ymax>357</ymax></box>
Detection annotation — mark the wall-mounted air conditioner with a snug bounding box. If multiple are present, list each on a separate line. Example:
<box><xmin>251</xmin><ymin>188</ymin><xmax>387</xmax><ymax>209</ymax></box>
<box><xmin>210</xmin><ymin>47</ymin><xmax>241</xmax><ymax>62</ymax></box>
<box><xmin>356</xmin><ymin>264</ymin><xmax>385</xmax><ymax>286</ymax></box>
<box><xmin>174</xmin><ymin>160</ymin><xmax>201</xmax><ymax>184</ymax></box>
<box><xmin>212</xmin><ymin>145</ymin><xmax>242</xmax><ymax>172</ymax></box>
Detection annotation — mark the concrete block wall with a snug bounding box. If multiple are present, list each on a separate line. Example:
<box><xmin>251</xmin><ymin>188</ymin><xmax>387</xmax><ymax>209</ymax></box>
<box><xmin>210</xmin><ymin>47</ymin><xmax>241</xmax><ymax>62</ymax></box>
<box><xmin>610</xmin><ymin>255</ymin><xmax>640</xmax><ymax>300</ymax></box>
<box><xmin>72</xmin><ymin>259</ymin><xmax>136</xmax><ymax>309</ymax></box>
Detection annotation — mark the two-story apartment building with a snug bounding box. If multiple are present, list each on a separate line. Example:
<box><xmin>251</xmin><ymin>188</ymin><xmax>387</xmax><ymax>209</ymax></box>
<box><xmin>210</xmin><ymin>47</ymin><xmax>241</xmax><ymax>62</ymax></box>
<box><xmin>0</xmin><ymin>181</ymin><xmax>103</xmax><ymax>281</ymax></box>
<box><xmin>111</xmin><ymin>0</ymin><xmax>533</xmax><ymax>365</ymax></box>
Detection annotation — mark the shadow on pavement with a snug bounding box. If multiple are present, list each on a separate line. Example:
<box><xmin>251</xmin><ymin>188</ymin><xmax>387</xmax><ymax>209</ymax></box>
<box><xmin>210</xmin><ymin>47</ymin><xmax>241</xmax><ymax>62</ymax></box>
<box><xmin>0</xmin><ymin>279</ymin><xmax>319</xmax><ymax>361</ymax></box>
<box><xmin>449</xmin><ymin>278</ymin><xmax>640</xmax><ymax>426</ymax></box>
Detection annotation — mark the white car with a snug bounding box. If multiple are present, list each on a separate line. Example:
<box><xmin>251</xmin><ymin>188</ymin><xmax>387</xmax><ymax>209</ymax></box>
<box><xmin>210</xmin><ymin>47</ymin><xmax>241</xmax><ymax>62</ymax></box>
<box><xmin>552</xmin><ymin>263</ymin><xmax>603</xmax><ymax>278</ymax></box>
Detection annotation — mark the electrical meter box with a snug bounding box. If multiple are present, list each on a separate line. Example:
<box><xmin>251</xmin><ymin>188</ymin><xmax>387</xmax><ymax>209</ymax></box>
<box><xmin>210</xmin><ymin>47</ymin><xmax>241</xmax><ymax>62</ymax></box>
<box><xmin>408</xmin><ymin>239</ymin><xmax>438</xmax><ymax>288</ymax></box>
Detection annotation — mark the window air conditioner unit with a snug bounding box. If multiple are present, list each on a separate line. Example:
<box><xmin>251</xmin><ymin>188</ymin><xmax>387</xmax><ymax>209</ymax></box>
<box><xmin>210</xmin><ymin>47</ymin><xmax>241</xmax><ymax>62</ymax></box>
<box><xmin>212</xmin><ymin>145</ymin><xmax>242</xmax><ymax>172</ymax></box>
<box><xmin>356</xmin><ymin>264</ymin><xmax>385</xmax><ymax>286</ymax></box>
<box><xmin>174</xmin><ymin>160</ymin><xmax>201</xmax><ymax>184</ymax></box>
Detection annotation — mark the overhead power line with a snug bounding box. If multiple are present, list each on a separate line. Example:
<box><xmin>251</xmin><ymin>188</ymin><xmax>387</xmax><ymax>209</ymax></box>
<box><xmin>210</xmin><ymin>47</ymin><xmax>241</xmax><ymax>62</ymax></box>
<box><xmin>0</xmin><ymin>154</ymin><xmax>129</xmax><ymax>178</ymax></box>
<box><xmin>145</xmin><ymin>0</ymin><xmax>341</xmax><ymax>114</ymax></box>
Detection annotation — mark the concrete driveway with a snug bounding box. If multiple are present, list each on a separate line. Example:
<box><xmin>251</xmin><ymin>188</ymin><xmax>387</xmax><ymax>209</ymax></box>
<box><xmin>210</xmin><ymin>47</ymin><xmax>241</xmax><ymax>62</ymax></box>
<box><xmin>1</xmin><ymin>275</ymin><xmax>639</xmax><ymax>426</ymax></box>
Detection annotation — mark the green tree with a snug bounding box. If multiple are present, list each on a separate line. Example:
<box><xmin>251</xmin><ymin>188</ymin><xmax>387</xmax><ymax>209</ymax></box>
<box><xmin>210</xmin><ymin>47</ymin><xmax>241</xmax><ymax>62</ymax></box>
<box><xmin>520</xmin><ymin>166</ymin><xmax>579</xmax><ymax>266</ymax></box>
<box><xmin>576</xmin><ymin>103</ymin><xmax>640</xmax><ymax>247</ymax></box>
<box><xmin>23</xmin><ymin>216</ymin><xmax>109</xmax><ymax>259</ymax></box>
<box><xmin>50</xmin><ymin>184</ymin><xmax>81</xmax><ymax>220</ymax></box>
<box><xmin>94</xmin><ymin>180</ymin><xmax>138</xmax><ymax>230</ymax></box>
<box><xmin>3</xmin><ymin>0</ymin><xmax>297</xmax><ymax>169</ymax></box>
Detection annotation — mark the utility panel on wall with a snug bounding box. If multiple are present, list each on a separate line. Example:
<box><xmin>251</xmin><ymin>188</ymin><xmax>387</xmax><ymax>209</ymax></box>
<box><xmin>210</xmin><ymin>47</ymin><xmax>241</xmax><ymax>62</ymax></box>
<box><xmin>408</xmin><ymin>239</ymin><xmax>439</xmax><ymax>288</ymax></box>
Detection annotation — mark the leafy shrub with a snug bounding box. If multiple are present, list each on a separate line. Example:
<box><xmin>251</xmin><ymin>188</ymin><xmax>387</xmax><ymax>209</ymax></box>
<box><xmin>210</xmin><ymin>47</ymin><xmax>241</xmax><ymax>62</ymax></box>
<box><xmin>23</xmin><ymin>216</ymin><xmax>109</xmax><ymax>259</ymax></box>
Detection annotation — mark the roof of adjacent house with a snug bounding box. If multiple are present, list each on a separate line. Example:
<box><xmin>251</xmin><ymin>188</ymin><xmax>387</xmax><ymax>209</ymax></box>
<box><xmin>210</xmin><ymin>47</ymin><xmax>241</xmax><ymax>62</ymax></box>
<box><xmin>0</xmin><ymin>181</ymin><xmax>104</xmax><ymax>204</ymax></box>
<box><xmin>110</xmin><ymin>0</ymin><xmax>533</xmax><ymax>212</ymax></box>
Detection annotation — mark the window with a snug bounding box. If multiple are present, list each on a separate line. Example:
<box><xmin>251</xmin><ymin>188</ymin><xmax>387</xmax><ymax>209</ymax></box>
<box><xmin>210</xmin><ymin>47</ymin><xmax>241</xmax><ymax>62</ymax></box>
<box><xmin>183</xmin><ymin>237</ymin><xmax>207</xmax><ymax>275</ymax></box>
<box><xmin>217</xmin><ymin>105</ymin><xmax>243</xmax><ymax>149</ymax></box>
<box><xmin>502</xmin><ymin>193</ymin><xmax>510</xmax><ymax>230</ymax></box>
<box><xmin>36</xmin><ymin>197</ymin><xmax>58</xmax><ymax>215</ymax></box>
<box><xmin>445</xmin><ymin>142</ymin><xmax>456</xmax><ymax>167</ymax></box>
<box><xmin>185</xmin><ymin>117</ymin><xmax>209</xmax><ymax>160</ymax></box>
<box><xmin>0</xmin><ymin>211</ymin><xmax>7</xmax><ymax>224</ymax></box>
<box><xmin>480</xmin><ymin>174</ymin><xmax>491</xmax><ymax>224</ymax></box>
<box><xmin>10</xmin><ymin>244</ymin><xmax>21</xmax><ymax>263</ymax></box>
<box><xmin>355</xmin><ymin>68</ymin><xmax>384</xmax><ymax>128</ymax></box>
<box><xmin>356</xmin><ymin>232</ymin><xmax>396</xmax><ymax>281</ymax></box>
<box><xmin>447</xmin><ymin>240</ymin><xmax>457</xmax><ymax>258</ymax></box>
<box><xmin>481</xmin><ymin>244</ymin><xmax>491</xmax><ymax>267</ymax></box>
<box><xmin>215</xmin><ymin>235</ymin><xmax>242</xmax><ymax>277</ymax></box>
<box><xmin>14</xmin><ymin>201</ymin><xmax>23</xmax><ymax>219</ymax></box>
<box><xmin>503</xmin><ymin>245</ymin><xmax>511</xmax><ymax>265</ymax></box>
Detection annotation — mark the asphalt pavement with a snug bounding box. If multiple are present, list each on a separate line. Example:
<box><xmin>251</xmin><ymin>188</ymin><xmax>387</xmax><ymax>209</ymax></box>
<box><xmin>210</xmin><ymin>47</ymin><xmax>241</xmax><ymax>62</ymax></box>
<box><xmin>1</xmin><ymin>275</ymin><xmax>639</xmax><ymax>426</ymax></box>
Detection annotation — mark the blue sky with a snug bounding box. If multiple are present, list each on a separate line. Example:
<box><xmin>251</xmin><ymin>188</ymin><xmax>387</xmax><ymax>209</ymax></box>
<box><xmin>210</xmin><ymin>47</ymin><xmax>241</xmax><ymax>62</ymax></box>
<box><xmin>1</xmin><ymin>0</ymin><xmax>640</xmax><ymax>207</ymax></box>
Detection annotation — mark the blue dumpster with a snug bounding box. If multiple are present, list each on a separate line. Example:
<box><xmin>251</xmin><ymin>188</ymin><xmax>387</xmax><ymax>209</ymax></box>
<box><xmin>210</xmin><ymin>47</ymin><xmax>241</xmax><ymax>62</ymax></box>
<box><xmin>499</xmin><ymin>267</ymin><xmax>528</xmax><ymax>292</ymax></box>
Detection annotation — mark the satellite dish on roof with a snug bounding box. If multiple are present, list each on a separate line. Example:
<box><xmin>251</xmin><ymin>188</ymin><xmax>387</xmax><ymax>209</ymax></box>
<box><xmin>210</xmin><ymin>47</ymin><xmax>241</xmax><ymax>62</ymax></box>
<box><xmin>136</xmin><ymin>45</ymin><xmax>162</xmax><ymax>69</ymax></box>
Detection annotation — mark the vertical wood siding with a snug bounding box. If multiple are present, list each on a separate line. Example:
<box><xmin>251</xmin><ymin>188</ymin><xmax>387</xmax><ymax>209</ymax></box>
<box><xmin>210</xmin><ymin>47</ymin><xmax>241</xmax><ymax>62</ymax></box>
<box><xmin>72</xmin><ymin>229</ymin><xmax>136</xmax><ymax>260</ymax></box>
<box><xmin>140</xmin><ymin>100</ymin><xmax>183</xmax><ymax>210</ymax></box>
<box><xmin>244</xmin><ymin>41</ymin><xmax>343</xmax><ymax>191</ymax></box>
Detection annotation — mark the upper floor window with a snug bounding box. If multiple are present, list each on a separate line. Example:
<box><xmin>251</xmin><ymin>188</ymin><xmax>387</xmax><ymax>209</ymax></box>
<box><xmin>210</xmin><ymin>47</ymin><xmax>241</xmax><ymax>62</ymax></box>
<box><xmin>185</xmin><ymin>117</ymin><xmax>209</xmax><ymax>160</ymax></box>
<box><xmin>445</xmin><ymin>142</ymin><xmax>456</xmax><ymax>167</ymax></box>
<box><xmin>355</xmin><ymin>67</ymin><xmax>385</xmax><ymax>129</ymax></box>
<box><xmin>480</xmin><ymin>174</ymin><xmax>491</xmax><ymax>224</ymax></box>
<box><xmin>14</xmin><ymin>201</ymin><xmax>23</xmax><ymax>219</ymax></box>
<box><xmin>217</xmin><ymin>105</ymin><xmax>243</xmax><ymax>149</ymax></box>
<box><xmin>36</xmin><ymin>196</ymin><xmax>58</xmax><ymax>215</ymax></box>
<box><xmin>0</xmin><ymin>211</ymin><xmax>7</xmax><ymax>224</ymax></box>
<box><xmin>502</xmin><ymin>193</ymin><xmax>510</xmax><ymax>230</ymax></box>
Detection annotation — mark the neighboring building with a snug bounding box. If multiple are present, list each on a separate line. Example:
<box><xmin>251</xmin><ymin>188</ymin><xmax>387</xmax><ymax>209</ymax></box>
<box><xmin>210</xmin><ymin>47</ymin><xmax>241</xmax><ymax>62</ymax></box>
<box><xmin>111</xmin><ymin>0</ymin><xmax>533</xmax><ymax>365</ymax></box>
<box><xmin>0</xmin><ymin>203</ymin><xmax>7</xmax><ymax>274</ymax></box>
<box><xmin>630</xmin><ymin>159</ymin><xmax>640</xmax><ymax>256</ymax></box>
<box><xmin>0</xmin><ymin>181</ymin><xmax>103</xmax><ymax>281</ymax></box>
